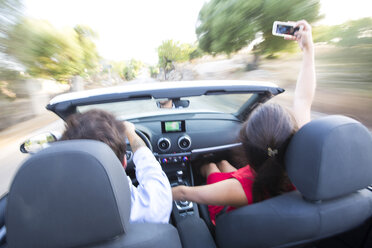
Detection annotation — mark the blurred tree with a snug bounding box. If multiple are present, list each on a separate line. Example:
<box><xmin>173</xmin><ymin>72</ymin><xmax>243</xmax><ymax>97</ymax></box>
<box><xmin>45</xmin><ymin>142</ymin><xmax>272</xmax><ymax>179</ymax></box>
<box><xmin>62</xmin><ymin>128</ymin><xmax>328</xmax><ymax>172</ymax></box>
<box><xmin>74</xmin><ymin>25</ymin><xmax>100</xmax><ymax>76</ymax></box>
<box><xmin>149</xmin><ymin>65</ymin><xmax>160</xmax><ymax>78</ymax></box>
<box><xmin>157</xmin><ymin>40</ymin><xmax>196</xmax><ymax>80</ymax></box>
<box><xmin>196</xmin><ymin>0</ymin><xmax>322</xmax><ymax>69</ymax></box>
<box><xmin>112</xmin><ymin>59</ymin><xmax>143</xmax><ymax>81</ymax></box>
<box><xmin>6</xmin><ymin>19</ymin><xmax>99</xmax><ymax>83</ymax></box>
<box><xmin>123</xmin><ymin>59</ymin><xmax>143</xmax><ymax>81</ymax></box>
<box><xmin>0</xmin><ymin>0</ymin><xmax>23</xmax><ymax>80</ymax></box>
<box><xmin>0</xmin><ymin>0</ymin><xmax>22</xmax><ymax>55</ymax></box>
<box><xmin>189</xmin><ymin>46</ymin><xmax>204</xmax><ymax>60</ymax></box>
<box><xmin>6</xmin><ymin>19</ymin><xmax>81</xmax><ymax>82</ymax></box>
<box><xmin>314</xmin><ymin>18</ymin><xmax>372</xmax><ymax>46</ymax></box>
<box><xmin>130</xmin><ymin>59</ymin><xmax>143</xmax><ymax>74</ymax></box>
<box><xmin>111</xmin><ymin>61</ymin><xmax>126</xmax><ymax>79</ymax></box>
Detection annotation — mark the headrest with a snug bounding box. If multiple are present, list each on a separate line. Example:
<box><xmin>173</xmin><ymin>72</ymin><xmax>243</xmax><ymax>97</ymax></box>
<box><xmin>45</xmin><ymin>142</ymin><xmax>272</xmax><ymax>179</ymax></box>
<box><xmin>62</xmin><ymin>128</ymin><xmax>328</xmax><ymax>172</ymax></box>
<box><xmin>6</xmin><ymin>140</ymin><xmax>131</xmax><ymax>248</ymax></box>
<box><xmin>286</xmin><ymin>115</ymin><xmax>372</xmax><ymax>201</ymax></box>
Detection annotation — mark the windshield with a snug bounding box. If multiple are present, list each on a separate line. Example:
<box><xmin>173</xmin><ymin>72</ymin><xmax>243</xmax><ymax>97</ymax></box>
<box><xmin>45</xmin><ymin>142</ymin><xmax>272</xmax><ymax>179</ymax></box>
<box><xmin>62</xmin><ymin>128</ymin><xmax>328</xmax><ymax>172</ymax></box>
<box><xmin>78</xmin><ymin>93</ymin><xmax>253</xmax><ymax>119</ymax></box>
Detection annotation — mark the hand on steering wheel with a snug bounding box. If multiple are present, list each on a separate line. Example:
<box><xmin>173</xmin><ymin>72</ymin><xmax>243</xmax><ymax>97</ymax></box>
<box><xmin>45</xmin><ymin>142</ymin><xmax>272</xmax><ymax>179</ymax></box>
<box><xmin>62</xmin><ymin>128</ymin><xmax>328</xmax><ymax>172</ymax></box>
<box><xmin>123</xmin><ymin>121</ymin><xmax>152</xmax><ymax>151</ymax></box>
<box><xmin>135</xmin><ymin>129</ymin><xmax>152</xmax><ymax>151</ymax></box>
<box><xmin>124</xmin><ymin>121</ymin><xmax>153</xmax><ymax>171</ymax></box>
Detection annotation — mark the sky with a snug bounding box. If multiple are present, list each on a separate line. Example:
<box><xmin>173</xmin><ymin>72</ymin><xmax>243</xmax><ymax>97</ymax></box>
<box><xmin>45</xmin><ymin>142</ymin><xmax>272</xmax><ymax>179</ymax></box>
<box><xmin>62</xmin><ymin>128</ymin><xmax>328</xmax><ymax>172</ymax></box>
<box><xmin>24</xmin><ymin>0</ymin><xmax>372</xmax><ymax>65</ymax></box>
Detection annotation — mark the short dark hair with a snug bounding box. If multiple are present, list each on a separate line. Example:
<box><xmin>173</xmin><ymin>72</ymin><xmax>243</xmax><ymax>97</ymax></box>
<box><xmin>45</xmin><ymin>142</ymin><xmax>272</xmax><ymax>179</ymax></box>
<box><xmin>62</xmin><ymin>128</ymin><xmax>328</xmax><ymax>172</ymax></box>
<box><xmin>61</xmin><ymin>109</ymin><xmax>127</xmax><ymax>163</ymax></box>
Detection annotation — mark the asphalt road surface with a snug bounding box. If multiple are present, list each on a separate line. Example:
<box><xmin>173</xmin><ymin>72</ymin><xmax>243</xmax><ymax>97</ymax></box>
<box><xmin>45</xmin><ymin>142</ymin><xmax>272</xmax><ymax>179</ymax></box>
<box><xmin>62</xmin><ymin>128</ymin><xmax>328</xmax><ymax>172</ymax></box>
<box><xmin>0</xmin><ymin>116</ymin><xmax>64</xmax><ymax>197</ymax></box>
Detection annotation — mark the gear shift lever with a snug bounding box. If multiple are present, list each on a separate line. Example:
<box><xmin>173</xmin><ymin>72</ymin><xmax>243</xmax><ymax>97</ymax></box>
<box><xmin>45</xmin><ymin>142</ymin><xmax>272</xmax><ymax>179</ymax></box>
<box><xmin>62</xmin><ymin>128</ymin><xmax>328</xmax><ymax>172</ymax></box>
<box><xmin>176</xmin><ymin>170</ymin><xmax>183</xmax><ymax>184</ymax></box>
<box><xmin>174</xmin><ymin>170</ymin><xmax>193</xmax><ymax>212</ymax></box>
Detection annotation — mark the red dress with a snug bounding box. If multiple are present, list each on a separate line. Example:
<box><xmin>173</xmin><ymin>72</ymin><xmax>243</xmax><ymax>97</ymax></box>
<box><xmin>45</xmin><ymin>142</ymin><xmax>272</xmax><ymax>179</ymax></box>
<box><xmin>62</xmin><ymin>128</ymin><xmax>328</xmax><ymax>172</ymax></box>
<box><xmin>206</xmin><ymin>165</ymin><xmax>295</xmax><ymax>225</ymax></box>
<box><xmin>207</xmin><ymin>166</ymin><xmax>255</xmax><ymax>225</ymax></box>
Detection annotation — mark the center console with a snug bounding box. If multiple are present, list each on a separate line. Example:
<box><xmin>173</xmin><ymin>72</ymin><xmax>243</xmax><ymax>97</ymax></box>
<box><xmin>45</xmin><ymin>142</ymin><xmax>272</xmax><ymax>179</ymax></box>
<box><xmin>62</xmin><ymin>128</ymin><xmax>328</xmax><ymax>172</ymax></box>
<box><xmin>151</xmin><ymin>120</ymin><xmax>216</xmax><ymax>247</ymax></box>
<box><xmin>156</xmin><ymin>152</ymin><xmax>198</xmax><ymax>219</ymax></box>
<box><xmin>156</xmin><ymin>152</ymin><xmax>216</xmax><ymax>248</ymax></box>
<box><xmin>155</xmin><ymin>120</ymin><xmax>197</xmax><ymax>217</ymax></box>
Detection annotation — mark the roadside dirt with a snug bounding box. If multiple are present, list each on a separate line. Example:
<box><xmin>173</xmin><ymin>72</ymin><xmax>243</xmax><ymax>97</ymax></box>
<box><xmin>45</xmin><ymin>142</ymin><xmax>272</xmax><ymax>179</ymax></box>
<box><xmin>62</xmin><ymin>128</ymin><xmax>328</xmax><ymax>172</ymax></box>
<box><xmin>0</xmin><ymin>110</ymin><xmax>59</xmax><ymax>149</ymax></box>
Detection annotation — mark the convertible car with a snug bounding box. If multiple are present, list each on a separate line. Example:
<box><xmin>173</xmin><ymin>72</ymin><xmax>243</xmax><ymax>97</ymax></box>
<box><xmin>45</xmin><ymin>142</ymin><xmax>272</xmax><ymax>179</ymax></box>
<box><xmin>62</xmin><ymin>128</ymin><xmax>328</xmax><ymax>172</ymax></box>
<box><xmin>1</xmin><ymin>80</ymin><xmax>372</xmax><ymax>248</ymax></box>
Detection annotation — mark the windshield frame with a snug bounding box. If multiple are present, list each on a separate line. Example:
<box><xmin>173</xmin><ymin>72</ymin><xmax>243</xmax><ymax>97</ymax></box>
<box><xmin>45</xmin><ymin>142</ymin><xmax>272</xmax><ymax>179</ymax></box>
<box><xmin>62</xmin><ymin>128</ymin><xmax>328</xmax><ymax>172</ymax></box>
<box><xmin>47</xmin><ymin>80</ymin><xmax>284</xmax><ymax>121</ymax></box>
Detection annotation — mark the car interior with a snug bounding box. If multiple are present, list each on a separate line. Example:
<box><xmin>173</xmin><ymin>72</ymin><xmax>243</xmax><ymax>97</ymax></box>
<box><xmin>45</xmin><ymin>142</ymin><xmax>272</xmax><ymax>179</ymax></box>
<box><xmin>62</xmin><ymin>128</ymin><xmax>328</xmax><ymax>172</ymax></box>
<box><xmin>1</xmin><ymin>81</ymin><xmax>372</xmax><ymax>248</ymax></box>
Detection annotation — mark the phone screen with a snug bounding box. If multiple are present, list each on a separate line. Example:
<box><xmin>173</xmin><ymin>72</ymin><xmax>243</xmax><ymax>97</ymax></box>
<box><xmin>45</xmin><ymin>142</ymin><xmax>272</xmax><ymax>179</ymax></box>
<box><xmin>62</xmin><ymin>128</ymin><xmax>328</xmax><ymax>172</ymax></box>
<box><xmin>276</xmin><ymin>24</ymin><xmax>299</xmax><ymax>36</ymax></box>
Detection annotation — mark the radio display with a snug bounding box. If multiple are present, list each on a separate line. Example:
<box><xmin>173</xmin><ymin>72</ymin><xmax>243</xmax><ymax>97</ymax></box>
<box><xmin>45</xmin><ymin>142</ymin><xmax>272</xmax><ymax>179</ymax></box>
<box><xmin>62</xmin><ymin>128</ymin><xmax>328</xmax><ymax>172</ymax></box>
<box><xmin>162</xmin><ymin>120</ymin><xmax>185</xmax><ymax>133</ymax></box>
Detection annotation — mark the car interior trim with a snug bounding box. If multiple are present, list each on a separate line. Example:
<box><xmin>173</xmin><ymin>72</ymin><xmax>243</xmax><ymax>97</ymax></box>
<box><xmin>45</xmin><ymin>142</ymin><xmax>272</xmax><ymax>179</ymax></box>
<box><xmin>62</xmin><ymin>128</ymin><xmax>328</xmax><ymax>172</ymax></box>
<box><xmin>191</xmin><ymin>142</ymin><xmax>242</xmax><ymax>154</ymax></box>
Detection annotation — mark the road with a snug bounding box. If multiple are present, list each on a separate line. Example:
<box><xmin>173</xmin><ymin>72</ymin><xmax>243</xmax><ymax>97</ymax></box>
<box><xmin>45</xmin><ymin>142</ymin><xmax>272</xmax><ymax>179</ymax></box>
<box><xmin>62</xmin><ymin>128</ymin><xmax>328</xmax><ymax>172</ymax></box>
<box><xmin>0</xmin><ymin>113</ymin><xmax>64</xmax><ymax>196</ymax></box>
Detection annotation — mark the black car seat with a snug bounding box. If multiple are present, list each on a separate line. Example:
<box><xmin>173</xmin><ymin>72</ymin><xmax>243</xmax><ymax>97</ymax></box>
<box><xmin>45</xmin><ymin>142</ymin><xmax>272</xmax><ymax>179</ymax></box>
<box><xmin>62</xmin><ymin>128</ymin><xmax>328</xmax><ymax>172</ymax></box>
<box><xmin>215</xmin><ymin>115</ymin><xmax>372</xmax><ymax>248</ymax></box>
<box><xmin>5</xmin><ymin>140</ymin><xmax>182</xmax><ymax>248</ymax></box>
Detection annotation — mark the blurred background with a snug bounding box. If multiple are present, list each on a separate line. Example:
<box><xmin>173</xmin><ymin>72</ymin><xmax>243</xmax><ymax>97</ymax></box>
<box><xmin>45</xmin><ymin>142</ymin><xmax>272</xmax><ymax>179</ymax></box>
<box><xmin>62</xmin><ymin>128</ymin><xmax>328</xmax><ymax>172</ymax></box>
<box><xmin>0</xmin><ymin>0</ymin><xmax>371</xmax><ymax>195</ymax></box>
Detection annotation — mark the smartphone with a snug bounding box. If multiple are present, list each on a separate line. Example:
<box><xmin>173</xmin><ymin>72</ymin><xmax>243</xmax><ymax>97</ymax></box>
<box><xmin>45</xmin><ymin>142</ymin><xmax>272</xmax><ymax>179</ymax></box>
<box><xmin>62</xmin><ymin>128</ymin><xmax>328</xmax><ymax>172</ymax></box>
<box><xmin>272</xmin><ymin>21</ymin><xmax>300</xmax><ymax>37</ymax></box>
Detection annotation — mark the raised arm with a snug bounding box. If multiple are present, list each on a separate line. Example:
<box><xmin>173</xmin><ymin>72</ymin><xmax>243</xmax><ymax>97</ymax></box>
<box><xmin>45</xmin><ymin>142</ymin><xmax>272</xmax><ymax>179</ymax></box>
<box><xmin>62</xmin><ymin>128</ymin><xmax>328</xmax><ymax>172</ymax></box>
<box><xmin>123</xmin><ymin>121</ymin><xmax>172</xmax><ymax>223</ymax></box>
<box><xmin>285</xmin><ymin>20</ymin><xmax>316</xmax><ymax>128</ymax></box>
<box><xmin>123</xmin><ymin>121</ymin><xmax>147</xmax><ymax>153</ymax></box>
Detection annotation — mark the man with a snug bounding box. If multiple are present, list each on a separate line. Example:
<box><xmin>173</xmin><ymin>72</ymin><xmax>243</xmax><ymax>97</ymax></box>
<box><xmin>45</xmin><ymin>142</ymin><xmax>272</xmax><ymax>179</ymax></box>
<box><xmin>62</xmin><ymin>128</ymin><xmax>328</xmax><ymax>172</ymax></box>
<box><xmin>158</xmin><ymin>98</ymin><xmax>187</xmax><ymax>109</ymax></box>
<box><xmin>61</xmin><ymin>109</ymin><xmax>172</xmax><ymax>223</ymax></box>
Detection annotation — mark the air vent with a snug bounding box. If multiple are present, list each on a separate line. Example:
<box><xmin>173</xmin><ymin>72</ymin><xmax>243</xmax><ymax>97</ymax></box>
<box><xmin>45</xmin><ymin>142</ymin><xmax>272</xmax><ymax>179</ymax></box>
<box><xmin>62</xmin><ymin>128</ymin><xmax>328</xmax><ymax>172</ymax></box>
<box><xmin>178</xmin><ymin>135</ymin><xmax>191</xmax><ymax>150</ymax></box>
<box><xmin>158</xmin><ymin>138</ymin><xmax>171</xmax><ymax>152</ymax></box>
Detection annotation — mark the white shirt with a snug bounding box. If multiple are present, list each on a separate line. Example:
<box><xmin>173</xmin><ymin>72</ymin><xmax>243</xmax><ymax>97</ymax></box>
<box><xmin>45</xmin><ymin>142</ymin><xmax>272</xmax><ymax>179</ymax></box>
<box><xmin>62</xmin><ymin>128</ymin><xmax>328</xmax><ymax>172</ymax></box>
<box><xmin>128</xmin><ymin>147</ymin><xmax>172</xmax><ymax>223</ymax></box>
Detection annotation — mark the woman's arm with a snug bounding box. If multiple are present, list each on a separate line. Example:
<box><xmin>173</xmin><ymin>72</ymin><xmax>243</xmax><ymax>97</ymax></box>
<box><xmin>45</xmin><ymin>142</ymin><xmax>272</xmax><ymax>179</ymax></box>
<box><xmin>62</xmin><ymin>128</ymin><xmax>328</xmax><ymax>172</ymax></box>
<box><xmin>285</xmin><ymin>20</ymin><xmax>316</xmax><ymax>128</ymax></box>
<box><xmin>172</xmin><ymin>178</ymin><xmax>248</xmax><ymax>208</ymax></box>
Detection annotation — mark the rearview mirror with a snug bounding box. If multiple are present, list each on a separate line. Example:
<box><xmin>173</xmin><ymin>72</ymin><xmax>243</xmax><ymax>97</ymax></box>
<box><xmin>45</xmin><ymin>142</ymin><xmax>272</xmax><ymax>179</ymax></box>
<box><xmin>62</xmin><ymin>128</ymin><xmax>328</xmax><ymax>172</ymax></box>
<box><xmin>156</xmin><ymin>98</ymin><xmax>189</xmax><ymax>109</ymax></box>
<box><xmin>20</xmin><ymin>132</ymin><xmax>57</xmax><ymax>154</ymax></box>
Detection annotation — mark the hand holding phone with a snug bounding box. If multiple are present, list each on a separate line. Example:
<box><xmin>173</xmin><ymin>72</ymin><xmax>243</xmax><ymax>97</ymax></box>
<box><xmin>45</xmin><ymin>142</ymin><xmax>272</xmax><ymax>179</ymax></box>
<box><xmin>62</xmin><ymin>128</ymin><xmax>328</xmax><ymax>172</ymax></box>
<box><xmin>272</xmin><ymin>21</ymin><xmax>300</xmax><ymax>37</ymax></box>
<box><xmin>273</xmin><ymin>20</ymin><xmax>314</xmax><ymax>52</ymax></box>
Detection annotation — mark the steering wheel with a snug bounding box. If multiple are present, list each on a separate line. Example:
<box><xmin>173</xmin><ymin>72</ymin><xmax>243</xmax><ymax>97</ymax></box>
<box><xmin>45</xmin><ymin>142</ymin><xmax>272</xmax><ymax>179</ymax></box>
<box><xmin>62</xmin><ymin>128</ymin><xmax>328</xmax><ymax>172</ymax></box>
<box><xmin>135</xmin><ymin>129</ymin><xmax>152</xmax><ymax>151</ymax></box>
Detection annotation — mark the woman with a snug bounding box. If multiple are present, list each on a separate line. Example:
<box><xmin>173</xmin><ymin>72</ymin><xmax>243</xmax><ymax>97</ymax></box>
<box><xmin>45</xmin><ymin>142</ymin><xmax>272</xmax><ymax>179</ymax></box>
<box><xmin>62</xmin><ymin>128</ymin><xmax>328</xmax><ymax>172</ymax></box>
<box><xmin>172</xmin><ymin>20</ymin><xmax>316</xmax><ymax>224</ymax></box>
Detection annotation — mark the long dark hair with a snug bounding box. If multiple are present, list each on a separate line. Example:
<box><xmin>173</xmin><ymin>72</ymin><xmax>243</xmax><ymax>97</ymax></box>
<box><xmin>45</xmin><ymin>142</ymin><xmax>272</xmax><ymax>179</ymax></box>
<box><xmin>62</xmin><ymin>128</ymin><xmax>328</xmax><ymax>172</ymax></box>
<box><xmin>61</xmin><ymin>109</ymin><xmax>127</xmax><ymax>163</ymax></box>
<box><xmin>239</xmin><ymin>103</ymin><xmax>298</xmax><ymax>202</ymax></box>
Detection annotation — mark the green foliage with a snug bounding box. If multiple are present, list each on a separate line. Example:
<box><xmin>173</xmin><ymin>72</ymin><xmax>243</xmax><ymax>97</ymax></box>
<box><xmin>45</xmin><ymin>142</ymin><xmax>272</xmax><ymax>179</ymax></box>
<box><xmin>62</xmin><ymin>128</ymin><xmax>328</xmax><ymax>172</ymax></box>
<box><xmin>130</xmin><ymin>59</ymin><xmax>143</xmax><ymax>73</ymax></box>
<box><xmin>122</xmin><ymin>65</ymin><xmax>135</xmax><ymax>81</ymax></box>
<box><xmin>313</xmin><ymin>25</ymin><xmax>334</xmax><ymax>43</ymax></box>
<box><xmin>189</xmin><ymin>47</ymin><xmax>204</xmax><ymax>60</ymax></box>
<box><xmin>196</xmin><ymin>0</ymin><xmax>322</xmax><ymax>57</ymax></box>
<box><xmin>112</xmin><ymin>59</ymin><xmax>143</xmax><ymax>81</ymax></box>
<box><xmin>5</xmin><ymin>18</ymin><xmax>99</xmax><ymax>82</ymax></box>
<box><xmin>314</xmin><ymin>18</ymin><xmax>372</xmax><ymax>47</ymax></box>
<box><xmin>0</xmin><ymin>0</ymin><xmax>23</xmax><ymax>54</ymax></box>
<box><xmin>0</xmin><ymin>0</ymin><xmax>23</xmax><ymax>81</ymax></box>
<box><xmin>157</xmin><ymin>40</ymin><xmax>197</xmax><ymax>71</ymax></box>
<box><xmin>111</xmin><ymin>61</ymin><xmax>125</xmax><ymax>78</ymax></box>
<box><xmin>74</xmin><ymin>25</ymin><xmax>100</xmax><ymax>77</ymax></box>
<box><xmin>123</xmin><ymin>59</ymin><xmax>143</xmax><ymax>81</ymax></box>
<box><xmin>149</xmin><ymin>65</ymin><xmax>160</xmax><ymax>78</ymax></box>
<box><xmin>197</xmin><ymin>0</ymin><xmax>262</xmax><ymax>55</ymax></box>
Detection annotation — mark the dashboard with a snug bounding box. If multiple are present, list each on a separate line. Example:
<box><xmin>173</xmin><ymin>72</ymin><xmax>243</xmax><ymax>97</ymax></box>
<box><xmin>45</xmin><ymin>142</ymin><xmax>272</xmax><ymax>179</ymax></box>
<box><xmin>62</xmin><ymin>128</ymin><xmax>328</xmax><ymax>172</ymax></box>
<box><xmin>136</xmin><ymin>113</ymin><xmax>241</xmax><ymax>152</ymax></box>
<box><xmin>125</xmin><ymin>112</ymin><xmax>243</xmax><ymax>188</ymax></box>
